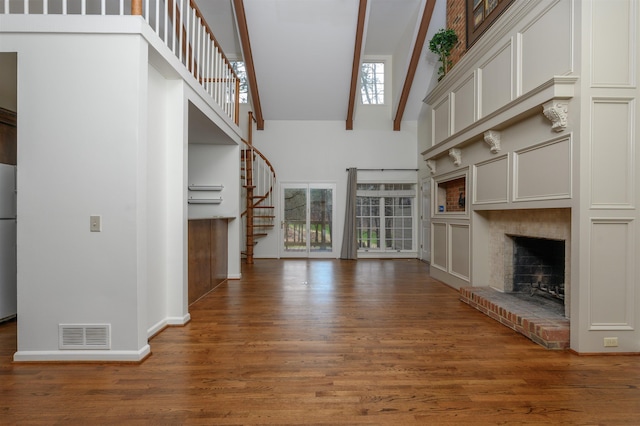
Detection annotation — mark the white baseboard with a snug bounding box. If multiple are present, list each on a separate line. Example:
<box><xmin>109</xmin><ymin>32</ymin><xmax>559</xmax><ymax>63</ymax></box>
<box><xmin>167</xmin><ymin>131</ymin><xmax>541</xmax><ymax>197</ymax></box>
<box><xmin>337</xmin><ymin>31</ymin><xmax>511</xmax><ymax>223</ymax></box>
<box><xmin>166</xmin><ymin>313</ymin><xmax>191</xmax><ymax>325</ymax></box>
<box><xmin>227</xmin><ymin>273</ymin><xmax>241</xmax><ymax>279</ymax></box>
<box><xmin>147</xmin><ymin>313</ymin><xmax>191</xmax><ymax>338</ymax></box>
<box><xmin>13</xmin><ymin>344</ymin><xmax>151</xmax><ymax>363</ymax></box>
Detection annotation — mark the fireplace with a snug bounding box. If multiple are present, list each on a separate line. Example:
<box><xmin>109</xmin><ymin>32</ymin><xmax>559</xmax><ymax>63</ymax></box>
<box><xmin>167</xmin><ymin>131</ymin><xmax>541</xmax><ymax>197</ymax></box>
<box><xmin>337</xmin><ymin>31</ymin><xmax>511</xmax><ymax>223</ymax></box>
<box><xmin>511</xmin><ymin>236</ymin><xmax>565</xmax><ymax>298</ymax></box>
<box><xmin>509</xmin><ymin>235</ymin><xmax>566</xmax><ymax>315</ymax></box>
<box><xmin>459</xmin><ymin>209</ymin><xmax>571</xmax><ymax>349</ymax></box>
<box><xmin>481</xmin><ymin>208</ymin><xmax>571</xmax><ymax>317</ymax></box>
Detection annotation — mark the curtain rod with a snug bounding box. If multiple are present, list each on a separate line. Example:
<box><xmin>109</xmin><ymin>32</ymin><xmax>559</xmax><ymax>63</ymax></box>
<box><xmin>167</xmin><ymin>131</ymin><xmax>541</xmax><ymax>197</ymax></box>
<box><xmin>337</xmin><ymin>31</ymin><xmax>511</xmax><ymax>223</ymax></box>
<box><xmin>345</xmin><ymin>168</ymin><xmax>418</xmax><ymax>171</ymax></box>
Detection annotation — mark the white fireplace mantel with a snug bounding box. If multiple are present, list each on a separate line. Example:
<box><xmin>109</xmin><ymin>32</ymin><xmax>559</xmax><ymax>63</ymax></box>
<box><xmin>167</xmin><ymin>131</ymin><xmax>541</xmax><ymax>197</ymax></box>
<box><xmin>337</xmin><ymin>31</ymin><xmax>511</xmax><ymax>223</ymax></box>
<box><xmin>421</xmin><ymin>76</ymin><xmax>579</xmax><ymax>162</ymax></box>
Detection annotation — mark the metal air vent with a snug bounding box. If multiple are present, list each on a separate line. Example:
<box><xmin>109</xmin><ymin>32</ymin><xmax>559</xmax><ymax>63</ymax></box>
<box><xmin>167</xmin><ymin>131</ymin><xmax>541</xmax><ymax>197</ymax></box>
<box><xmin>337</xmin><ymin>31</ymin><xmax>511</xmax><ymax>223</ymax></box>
<box><xmin>59</xmin><ymin>324</ymin><xmax>111</xmax><ymax>350</ymax></box>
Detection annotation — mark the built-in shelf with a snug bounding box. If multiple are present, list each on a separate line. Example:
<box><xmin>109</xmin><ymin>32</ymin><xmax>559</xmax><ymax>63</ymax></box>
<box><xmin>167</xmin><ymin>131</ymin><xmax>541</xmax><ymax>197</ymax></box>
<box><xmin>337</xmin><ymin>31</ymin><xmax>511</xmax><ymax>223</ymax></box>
<box><xmin>189</xmin><ymin>184</ymin><xmax>224</xmax><ymax>191</ymax></box>
<box><xmin>188</xmin><ymin>197</ymin><xmax>223</xmax><ymax>204</ymax></box>
<box><xmin>436</xmin><ymin>175</ymin><xmax>466</xmax><ymax>214</ymax></box>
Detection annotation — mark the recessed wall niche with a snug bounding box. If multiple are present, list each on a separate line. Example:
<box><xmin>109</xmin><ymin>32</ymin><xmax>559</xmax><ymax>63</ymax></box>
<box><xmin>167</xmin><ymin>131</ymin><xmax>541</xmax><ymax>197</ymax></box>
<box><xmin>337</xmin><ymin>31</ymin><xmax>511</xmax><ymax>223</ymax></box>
<box><xmin>436</xmin><ymin>175</ymin><xmax>467</xmax><ymax>214</ymax></box>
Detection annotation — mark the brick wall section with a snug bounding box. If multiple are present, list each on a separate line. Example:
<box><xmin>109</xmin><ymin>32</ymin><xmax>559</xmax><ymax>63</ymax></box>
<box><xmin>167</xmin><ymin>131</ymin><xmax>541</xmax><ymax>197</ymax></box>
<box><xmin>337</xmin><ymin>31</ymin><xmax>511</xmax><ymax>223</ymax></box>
<box><xmin>446</xmin><ymin>0</ymin><xmax>467</xmax><ymax>69</ymax></box>
<box><xmin>443</xmin><ymin>177</ymin><xmax>466</xmax><ymax>212</ymax></box>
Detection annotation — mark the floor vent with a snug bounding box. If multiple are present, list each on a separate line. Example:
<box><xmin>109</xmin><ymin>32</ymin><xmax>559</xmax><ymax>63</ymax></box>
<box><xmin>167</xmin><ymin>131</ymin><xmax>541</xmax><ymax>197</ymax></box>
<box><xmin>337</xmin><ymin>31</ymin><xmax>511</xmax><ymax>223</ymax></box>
<box><xmin>59</xmin><ymin>324</ymin><xmax>111</xmax><ymax>350</ymax></box>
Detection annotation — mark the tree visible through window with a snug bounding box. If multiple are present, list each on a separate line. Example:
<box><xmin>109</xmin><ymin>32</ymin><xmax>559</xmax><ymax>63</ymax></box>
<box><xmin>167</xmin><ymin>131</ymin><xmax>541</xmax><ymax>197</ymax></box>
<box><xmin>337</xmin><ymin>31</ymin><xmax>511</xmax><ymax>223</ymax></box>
<box><xmin>231</xmin><ymin>61</ymin><xmax>248</xmax><ymax>103</ymax></box>
<box><xmin>360</xmin><ymin>62</ymin><xmax>384</xmax><ymax>105</ymax></box>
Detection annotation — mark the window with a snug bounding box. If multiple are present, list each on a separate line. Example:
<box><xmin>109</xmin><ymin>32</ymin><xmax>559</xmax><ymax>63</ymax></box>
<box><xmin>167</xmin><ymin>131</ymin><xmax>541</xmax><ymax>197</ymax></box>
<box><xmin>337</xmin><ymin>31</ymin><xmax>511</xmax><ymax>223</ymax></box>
<box><xmin>356</xmin><ymin>183</ymin><xmax>416</xmax><ymax>252</ymax></box>
<box><xmin>360</xmin><ymin>62</ymin><xmax>385</xmax><ymax>105</ymax></box>
<box><xmin>467</xmin><ymin>0</ymin><xmax>514</xmax><ymax>47</ymax></box>
<box><xmin>230</xmin><ymin>61</ymin><xmax>248</xmax><ymax>103</ymax></box>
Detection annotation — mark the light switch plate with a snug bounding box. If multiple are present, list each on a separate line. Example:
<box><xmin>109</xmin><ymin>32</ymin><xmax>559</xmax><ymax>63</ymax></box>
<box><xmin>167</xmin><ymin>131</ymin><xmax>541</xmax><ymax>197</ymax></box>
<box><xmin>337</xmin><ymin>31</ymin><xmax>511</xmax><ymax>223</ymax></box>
<box><xmin>90</xmin><ymin>215</ymin><xmax>101</xmax><ymax>232</ymax></box>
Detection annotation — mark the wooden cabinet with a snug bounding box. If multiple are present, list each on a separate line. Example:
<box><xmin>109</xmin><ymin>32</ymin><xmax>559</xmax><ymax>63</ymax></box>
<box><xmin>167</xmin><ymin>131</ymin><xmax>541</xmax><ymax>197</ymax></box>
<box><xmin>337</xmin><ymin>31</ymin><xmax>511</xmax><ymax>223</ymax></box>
<box><xmin>188</xmin><ymin>218</ymin><xmax>228</xmax><ymax>305</ymax></box>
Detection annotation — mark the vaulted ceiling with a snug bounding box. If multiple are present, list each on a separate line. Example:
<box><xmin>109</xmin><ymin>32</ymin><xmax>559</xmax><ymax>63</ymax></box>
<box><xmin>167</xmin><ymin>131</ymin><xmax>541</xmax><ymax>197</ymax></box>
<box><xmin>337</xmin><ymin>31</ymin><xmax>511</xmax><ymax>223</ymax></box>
<box><xmin>196</xmin><ymin>0</ymin><xmax>446</xmax><ymax>128</ymax></box>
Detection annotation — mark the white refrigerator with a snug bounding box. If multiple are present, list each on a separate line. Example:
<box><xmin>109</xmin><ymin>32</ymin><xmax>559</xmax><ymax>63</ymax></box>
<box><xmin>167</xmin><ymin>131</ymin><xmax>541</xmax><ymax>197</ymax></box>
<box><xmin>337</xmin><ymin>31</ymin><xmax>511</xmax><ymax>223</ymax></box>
<box><xmin>0</xmin><ymin>163</ymin><xmax>16</xmax><ymax>322</ymax></box>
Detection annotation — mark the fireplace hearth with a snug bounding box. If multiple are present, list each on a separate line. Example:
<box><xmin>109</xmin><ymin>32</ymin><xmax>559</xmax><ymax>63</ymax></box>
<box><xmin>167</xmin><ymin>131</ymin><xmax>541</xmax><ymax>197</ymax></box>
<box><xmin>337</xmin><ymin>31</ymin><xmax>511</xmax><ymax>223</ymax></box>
<box><xmin>459</xmin><ymin>286</ymin><xmax>569</xmax><ymax>349</ymax></box>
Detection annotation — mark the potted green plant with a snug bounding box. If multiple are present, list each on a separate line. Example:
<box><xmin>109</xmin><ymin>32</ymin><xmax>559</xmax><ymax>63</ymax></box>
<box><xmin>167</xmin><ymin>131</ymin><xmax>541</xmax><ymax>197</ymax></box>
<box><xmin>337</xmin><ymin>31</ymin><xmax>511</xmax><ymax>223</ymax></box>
<box><xmin>428</xmin><ymin>28</ymin><xmax>458</xmax><ymax>81</ymax></box>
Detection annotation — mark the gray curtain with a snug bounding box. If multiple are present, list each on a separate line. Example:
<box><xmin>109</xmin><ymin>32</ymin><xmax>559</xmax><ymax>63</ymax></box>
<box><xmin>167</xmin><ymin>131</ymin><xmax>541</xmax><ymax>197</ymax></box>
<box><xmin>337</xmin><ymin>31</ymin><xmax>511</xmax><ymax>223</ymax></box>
<box><xmin>340</xmin><ymin>168</ymin><xmax>358</xmax><ymax>260</ymax></box>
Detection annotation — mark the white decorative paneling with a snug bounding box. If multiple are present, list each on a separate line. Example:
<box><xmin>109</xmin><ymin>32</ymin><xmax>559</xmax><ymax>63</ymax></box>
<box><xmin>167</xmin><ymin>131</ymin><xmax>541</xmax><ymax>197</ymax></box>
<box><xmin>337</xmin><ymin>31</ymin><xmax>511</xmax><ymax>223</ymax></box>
<box><xmin>473</xmin><ymin>155</ymin><xmax>509</xmax><ymax>204</ymax></box>
<box><xmin>591</xmin><ymin>0</ymin><xmax>636</xmax><ymax>87</ymax></box>
<box><xmin>514</xmin><ymin>136</ymin><xmax>572</xmax><ymax>202</ymax></box>
<box><xmin>449</xmin><ymin>224</ymin><xmax>470</xmax><ymax>281</ymax></box>
<box><xmin>591</xmin><ymin>99</ymin><xmax>635</xmax><ymax>208</ymax></box>
<box><xmin>432</xmin><ymin>96</ymin><xmax>450</xmax><ymax>145</ymax></box>
<box><xmin>479</xmin><ymin>41</ymin><xmax>513</xmax><ymax>118</ymax></box>
<box><xmin>589</xmin><ymin>219</ymin><xmax>635</xmax><ymax>330</ymax></box>
<box><xmin>432</xmin><ymin>222</ymin><xmax>448</xmax><ymax>271</ymax></box>
<box><xmin>421</xmin><ymin>76</ymin><xmax>579</xmax><ymax>162</ymax></box>
<box><xmin>452</xmin><ymin>73</ymin><xmax>476</xmax><ymax>133</ymax></box>
<box><xmin>520</xmin><ymin>0</ymin><xmax>573</xmax><ymax>94</ymax></box>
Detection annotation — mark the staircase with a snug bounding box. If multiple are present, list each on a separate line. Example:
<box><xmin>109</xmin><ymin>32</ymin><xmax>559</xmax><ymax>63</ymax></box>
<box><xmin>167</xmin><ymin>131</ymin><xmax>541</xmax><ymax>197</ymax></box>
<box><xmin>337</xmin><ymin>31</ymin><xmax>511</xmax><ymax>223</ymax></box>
<box><xmin>241</xmin><ymin>114</ymin><xmax>276</xmax><ymax>264</ymax></box>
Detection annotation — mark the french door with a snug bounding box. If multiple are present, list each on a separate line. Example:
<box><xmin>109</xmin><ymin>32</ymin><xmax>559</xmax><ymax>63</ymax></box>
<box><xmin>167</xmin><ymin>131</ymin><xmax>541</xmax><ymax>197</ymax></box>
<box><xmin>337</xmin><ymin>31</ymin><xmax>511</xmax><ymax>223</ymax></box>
<box><xmin>280</xmin><ymin>183</ymin><xmax>335</xmax><ymax>258</ymax></box>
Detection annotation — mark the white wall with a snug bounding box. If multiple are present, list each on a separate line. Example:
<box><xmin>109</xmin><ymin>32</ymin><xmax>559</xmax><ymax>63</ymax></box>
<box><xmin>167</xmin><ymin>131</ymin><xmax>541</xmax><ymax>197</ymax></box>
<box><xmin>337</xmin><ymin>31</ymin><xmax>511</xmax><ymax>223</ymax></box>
<box><xmin>251</xmin><ymin>119</ymin><xmax>418</xmax><ymax>258</ymax></box>
<box><xmin>164</xmin><ymin>83</ymin><xmax>190</xmax><ymax>328</ymax></box>
<box><xmin>573</xmin><ymin>0</ymin><xmax>640</xmax><ymax>353</ymax></box>
<box><xmin>1</xmin><ymin>14</ymin><xmax>250</xmax><ymax>361</ymax></box>
<box><xmin>145</xmin><ymin>64</ymin><xmax>193</xmax><ymax>337</ymax></box>
<box><xmin>3</xmin><ymin>33</ymin><xmax>150</xmax><ymax>360</ymax></box>
<box><xmin>146</xmin><ymin>64</ymin><xmax>168</xmax><ymax>337</ymax></box>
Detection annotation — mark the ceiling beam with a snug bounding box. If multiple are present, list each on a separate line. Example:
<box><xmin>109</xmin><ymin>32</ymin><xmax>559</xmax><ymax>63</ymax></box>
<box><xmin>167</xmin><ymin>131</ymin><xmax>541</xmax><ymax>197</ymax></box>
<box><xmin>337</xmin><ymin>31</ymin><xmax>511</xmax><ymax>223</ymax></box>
<box><xmin>393</xmin><ymin>0</ymin><xmax>436</xmax><ymax>131</ymax></box>
<box><xmin>232</xmin><ymin>0</ymin><xmax>265</xmax><ymax>130</ymax></box>
<box><xmin>346</xmin><ymin>0</ymin><xmax>368</xmax><ymax>131</ymax></box>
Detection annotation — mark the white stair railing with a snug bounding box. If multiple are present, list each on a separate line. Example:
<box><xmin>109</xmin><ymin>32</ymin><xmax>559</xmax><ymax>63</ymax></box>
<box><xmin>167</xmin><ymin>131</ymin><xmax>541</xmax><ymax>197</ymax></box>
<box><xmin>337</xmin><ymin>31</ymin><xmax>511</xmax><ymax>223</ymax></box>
<box><xmin>1</xmin><ymin>0</ymin><xmax>239</xmax><ymax>126</ymax></box>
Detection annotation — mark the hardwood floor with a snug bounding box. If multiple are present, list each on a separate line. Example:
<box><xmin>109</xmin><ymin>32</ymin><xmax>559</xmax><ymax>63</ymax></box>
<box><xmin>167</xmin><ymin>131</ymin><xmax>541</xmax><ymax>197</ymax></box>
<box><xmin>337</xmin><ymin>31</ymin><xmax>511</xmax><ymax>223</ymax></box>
<box><xmin>1</xmin><ymin>259</ymin><xmax>639</xmax><ymax>424</ymax></box>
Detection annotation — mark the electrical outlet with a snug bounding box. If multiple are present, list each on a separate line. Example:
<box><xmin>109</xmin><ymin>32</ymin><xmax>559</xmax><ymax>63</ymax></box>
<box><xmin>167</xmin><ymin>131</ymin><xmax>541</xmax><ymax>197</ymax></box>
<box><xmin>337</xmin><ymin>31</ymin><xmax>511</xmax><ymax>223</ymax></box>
<box><xmin>604</xmin><ymin>337</ymin><xmax>618</xmax><ymax>347</ymax></box>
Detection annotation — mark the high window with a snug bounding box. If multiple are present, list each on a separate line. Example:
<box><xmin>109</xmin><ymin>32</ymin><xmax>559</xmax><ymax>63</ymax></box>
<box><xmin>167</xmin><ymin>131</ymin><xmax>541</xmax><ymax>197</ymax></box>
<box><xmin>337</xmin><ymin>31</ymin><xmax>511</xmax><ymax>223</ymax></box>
<box><xmin>467</xmin><ymin>0</ymin><xmax>514</xmax><ymax>47</ymax></box>
<box><xmin>356</xmin><ymin>183</ymin><xmax>416</xmax><ymax>253</ymax></box>
<box><xmin>231</xmin><ymin>61</ymin><xmax>248</xmax><ymax>103</ymax></box>
<box><xmin>360</xmin><ymin>62</ymin><xmax>385</xmax><ymax>105</ymax></box>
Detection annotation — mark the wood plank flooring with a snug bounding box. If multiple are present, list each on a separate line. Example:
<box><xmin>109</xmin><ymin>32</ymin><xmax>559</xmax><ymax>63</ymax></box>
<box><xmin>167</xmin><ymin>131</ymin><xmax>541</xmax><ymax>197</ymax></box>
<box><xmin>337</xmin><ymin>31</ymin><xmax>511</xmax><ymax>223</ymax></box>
<box><xmin>1</xmin><ymin>259</ymin><xmax>639</xmax><ymax>424</ymax></box>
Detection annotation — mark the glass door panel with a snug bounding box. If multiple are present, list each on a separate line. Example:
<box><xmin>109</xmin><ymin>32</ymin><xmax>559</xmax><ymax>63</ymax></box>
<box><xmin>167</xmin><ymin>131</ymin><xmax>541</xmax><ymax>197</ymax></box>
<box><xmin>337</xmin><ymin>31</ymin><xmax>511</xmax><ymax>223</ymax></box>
<box><xmin>283</xmin><ymin>187</ymin><xmax>307</xmax><ymax>253</ymax></box>
<box><xmin>310</xmin><ymin>187</ymin><xmax>333</xmax><ymax>253</ymax></box>
<box><xmin>281</xmin><ymin>183</ymin><xmax>335</xmax><ymax>257</ymax></box>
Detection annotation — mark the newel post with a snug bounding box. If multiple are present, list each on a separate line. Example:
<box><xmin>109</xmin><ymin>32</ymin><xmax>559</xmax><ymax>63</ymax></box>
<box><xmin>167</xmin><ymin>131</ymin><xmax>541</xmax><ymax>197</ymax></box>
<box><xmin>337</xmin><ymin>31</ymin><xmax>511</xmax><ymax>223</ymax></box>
<box><xmin>132</xmin><ymin>0</ymin><xmax>143</xmax><ymax>15</ymax></box>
